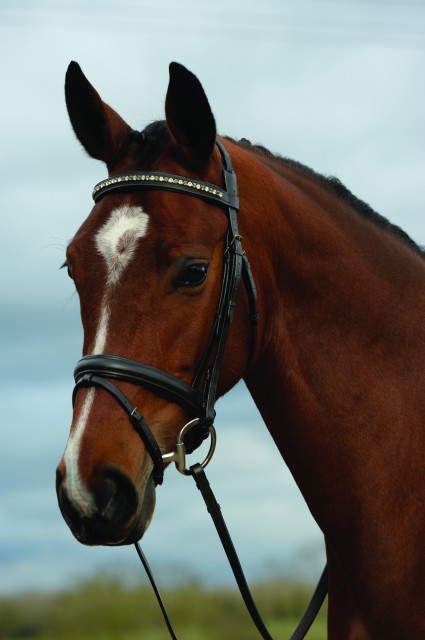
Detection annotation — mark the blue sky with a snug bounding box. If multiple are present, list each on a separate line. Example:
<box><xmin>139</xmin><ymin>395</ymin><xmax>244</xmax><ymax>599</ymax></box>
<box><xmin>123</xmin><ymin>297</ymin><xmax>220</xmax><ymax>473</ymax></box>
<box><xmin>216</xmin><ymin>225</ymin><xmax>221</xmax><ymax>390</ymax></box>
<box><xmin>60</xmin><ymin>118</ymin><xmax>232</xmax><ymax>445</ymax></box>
<box><xmin>1</xmin><ymin>0</ymin><xmax>424</xmax><ymax>595</ymax></box>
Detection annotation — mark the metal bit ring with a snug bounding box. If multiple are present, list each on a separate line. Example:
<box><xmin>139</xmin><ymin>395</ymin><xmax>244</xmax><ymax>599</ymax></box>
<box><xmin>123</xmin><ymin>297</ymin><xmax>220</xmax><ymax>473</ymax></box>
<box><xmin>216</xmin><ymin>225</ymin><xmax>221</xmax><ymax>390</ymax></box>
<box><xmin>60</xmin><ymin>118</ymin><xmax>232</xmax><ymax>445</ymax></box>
<box><xmin>162</xmin><ymin>418</ymin><xmax>217</xmax><ymax>476</ymax></box>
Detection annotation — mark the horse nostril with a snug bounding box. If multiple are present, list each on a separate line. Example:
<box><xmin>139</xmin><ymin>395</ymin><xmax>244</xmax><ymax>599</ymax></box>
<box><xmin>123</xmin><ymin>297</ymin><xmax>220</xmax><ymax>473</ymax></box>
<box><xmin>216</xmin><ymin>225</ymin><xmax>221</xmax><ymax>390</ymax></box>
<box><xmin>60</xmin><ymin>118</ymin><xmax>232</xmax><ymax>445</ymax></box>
<box><xmin>96</xmin><ymin>477</ymin><xmax>115</xmax><ymax>514</ymax></box>
<box><xmin>93</xmin><ymin>468</ymin><xmax>139</xmax><ymax>525</ymax></box>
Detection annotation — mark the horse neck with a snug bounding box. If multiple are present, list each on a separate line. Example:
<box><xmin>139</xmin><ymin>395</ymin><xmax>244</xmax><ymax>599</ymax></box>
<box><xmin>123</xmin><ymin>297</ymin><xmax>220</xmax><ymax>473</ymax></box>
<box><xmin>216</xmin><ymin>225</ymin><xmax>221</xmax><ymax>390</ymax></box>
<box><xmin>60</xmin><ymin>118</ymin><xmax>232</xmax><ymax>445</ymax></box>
<box><xmin>239</xmin><ymin>149</ymin><xmax>425</xmax><ymax>535</ymax></box>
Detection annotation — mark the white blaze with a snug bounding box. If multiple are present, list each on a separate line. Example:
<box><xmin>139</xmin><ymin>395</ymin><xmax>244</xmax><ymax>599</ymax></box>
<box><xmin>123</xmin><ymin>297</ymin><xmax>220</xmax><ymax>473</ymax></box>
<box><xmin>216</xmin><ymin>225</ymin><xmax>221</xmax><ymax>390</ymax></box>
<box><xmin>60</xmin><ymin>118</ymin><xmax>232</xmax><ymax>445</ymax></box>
<box><xmin>95</xmin><ymin>206</ymin><xmax>149</xmax><ymax>287</ymax></box>
<box><xmin>64</xmin><ymin>205</ymin><xmax>149</xmax><ymax>514</ymax></box>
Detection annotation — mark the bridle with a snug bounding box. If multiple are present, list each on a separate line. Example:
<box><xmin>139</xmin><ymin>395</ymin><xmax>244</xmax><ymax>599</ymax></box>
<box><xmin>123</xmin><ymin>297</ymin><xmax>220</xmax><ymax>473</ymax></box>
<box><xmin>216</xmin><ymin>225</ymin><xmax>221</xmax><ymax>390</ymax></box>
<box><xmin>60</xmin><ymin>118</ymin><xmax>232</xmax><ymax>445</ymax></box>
<box><xmin>73</xmin><ymin>138</ymin><xmax>258</xmax><ymax>486</ymax></box>
<box><xmin>71</xmin><ymin>138</ymin><xmax>327</xmax><ymax>640</ymax></box>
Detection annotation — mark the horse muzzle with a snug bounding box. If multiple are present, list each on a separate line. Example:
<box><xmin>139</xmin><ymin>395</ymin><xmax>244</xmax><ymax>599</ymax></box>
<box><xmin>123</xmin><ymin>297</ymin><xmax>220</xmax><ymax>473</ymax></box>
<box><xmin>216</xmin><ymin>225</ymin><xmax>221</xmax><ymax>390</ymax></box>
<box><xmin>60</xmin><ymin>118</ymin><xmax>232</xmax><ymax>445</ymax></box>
<box><xmin>55</xmin><ymin>462</ymin><xmax>156</xmax><ymax>546</ymax></box>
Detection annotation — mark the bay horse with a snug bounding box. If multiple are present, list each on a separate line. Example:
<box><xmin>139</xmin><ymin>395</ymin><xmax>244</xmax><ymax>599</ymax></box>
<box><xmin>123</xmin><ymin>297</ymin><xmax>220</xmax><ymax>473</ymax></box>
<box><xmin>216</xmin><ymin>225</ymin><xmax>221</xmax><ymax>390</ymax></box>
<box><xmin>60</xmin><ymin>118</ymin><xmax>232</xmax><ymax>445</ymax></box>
<box><xmin>56</xmin><ymin>61</ymin><xmax>425</xmax><ymax>639</ymax></box>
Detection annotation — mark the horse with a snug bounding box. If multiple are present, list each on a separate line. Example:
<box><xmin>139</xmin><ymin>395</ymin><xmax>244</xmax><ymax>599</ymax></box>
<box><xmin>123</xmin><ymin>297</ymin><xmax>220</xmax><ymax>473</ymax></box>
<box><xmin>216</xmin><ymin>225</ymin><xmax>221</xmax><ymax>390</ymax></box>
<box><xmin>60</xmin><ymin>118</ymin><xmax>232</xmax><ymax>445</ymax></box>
<box><xmin>56</xmin><ymin>60</ymin><xmax>425</xmax><ymax>639</ymax></box>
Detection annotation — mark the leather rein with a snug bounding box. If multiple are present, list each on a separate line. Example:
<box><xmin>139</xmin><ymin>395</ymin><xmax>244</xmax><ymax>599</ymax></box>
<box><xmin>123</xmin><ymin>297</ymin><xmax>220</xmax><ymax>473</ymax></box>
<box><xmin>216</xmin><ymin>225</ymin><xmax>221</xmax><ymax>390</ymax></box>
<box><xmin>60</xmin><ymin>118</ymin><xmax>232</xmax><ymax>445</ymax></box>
<box><xmin>72</xmin><ymin>138</ymin><xmax>327</xmax><ymax>639</ymax></box>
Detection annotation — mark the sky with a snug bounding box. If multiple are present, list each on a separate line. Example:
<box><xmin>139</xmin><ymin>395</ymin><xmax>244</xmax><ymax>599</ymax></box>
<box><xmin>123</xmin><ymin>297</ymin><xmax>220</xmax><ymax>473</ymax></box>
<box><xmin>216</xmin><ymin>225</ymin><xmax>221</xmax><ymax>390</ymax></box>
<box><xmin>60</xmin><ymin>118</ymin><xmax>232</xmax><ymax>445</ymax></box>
<box><xmin>1</xmin><ymin>0</ymin><xmax>425</xmax><ymax>596</ymax></box>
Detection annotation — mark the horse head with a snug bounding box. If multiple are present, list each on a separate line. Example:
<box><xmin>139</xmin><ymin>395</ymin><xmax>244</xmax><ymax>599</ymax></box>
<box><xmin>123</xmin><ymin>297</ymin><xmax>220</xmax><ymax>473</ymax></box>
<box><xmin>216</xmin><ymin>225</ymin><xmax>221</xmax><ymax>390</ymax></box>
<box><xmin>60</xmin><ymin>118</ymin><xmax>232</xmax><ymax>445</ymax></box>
<box><xmin>56</xmin><ymin>62</ymin><xmax>258</xmax><ymax>546</ymax></box>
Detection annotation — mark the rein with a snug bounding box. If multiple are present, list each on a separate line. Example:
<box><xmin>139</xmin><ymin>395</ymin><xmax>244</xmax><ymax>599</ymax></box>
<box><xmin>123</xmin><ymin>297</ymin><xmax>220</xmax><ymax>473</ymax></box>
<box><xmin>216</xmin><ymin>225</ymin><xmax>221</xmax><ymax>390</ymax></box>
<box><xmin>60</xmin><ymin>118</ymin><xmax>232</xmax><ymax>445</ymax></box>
<box><xmin>72</xmin><ymin>138</ymin><xmax>327</xmax><ymax>639</ymax></box>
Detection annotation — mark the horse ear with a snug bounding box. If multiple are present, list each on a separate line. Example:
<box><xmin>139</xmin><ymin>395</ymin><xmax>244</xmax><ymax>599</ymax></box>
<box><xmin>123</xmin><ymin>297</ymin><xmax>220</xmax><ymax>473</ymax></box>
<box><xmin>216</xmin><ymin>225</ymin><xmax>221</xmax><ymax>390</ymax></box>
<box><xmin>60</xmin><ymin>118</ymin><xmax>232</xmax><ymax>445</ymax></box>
<box><xmin>165</xmin><ymin>62</ymin><xmax>216</xmax><ymax>164</ymax></box>
<box><xmin>65</xmin><ymin>61</ymin><xmax>131</xmax><ymax>165</ymax></box>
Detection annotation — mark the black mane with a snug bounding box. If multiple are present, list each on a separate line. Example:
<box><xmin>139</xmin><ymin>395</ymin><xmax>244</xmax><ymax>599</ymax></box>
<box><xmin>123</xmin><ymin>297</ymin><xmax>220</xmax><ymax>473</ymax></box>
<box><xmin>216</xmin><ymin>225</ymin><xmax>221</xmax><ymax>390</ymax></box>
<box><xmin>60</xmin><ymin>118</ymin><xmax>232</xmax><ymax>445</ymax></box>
<box><xmin>132</xmin><ymin>126</ymin><xmax>422</xmax><ymax>257</ymax></box>
<box><xmin>236</xmin><ymin>138</ymin><xmax>423</xmax><ymax>257</ymax></box>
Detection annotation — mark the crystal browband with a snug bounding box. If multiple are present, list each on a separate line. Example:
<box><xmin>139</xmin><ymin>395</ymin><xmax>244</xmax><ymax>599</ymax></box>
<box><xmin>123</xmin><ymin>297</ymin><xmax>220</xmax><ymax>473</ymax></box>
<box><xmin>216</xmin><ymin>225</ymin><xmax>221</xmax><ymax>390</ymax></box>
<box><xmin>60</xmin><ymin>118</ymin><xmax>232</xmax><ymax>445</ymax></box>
<box><xmin>92</xmin><ymin>171</ymin><xmax>239</xmax><ymax>208</ymax></box>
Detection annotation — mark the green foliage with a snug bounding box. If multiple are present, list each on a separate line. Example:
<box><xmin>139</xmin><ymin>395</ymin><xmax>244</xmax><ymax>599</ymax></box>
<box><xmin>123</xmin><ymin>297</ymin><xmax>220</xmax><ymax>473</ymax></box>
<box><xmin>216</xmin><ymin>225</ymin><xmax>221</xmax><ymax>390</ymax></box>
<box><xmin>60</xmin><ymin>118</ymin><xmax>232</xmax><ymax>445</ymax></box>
<box><xmin>0</xmin><ymin>572</ymin><xmax>327</xmax><ymax>640</ymax></box>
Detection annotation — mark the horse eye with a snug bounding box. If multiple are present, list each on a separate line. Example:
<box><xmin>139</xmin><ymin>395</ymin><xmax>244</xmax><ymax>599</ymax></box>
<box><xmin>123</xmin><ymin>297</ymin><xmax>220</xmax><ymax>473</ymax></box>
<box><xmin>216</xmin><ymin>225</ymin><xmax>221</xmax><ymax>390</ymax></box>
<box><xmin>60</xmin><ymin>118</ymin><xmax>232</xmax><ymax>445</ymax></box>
<box><xmin>177</xmin><ymin>263</ymin><xmax>208</xmax><ymax>287</ymax></box>
<box><xmin>60</xmin><ymin>260</ymin><xmax>73</xmax><ymax>280</ymax></box>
